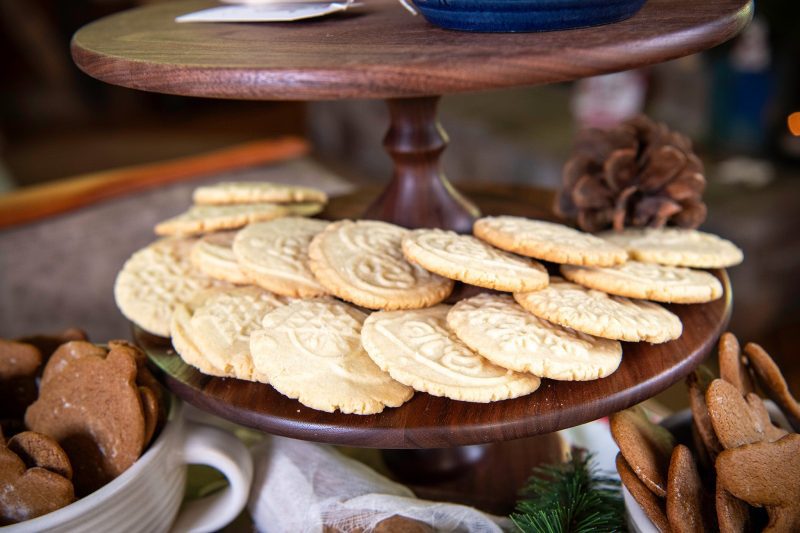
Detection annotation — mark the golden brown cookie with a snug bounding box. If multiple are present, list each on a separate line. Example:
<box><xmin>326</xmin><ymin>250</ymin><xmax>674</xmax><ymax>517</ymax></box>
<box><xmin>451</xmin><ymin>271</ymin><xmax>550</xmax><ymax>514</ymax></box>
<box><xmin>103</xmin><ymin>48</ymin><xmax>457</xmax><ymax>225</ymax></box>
<box><xmin>599</xmin><ymin>227</ymin><xmax>743</xmax><ymax>268</ymax></box>
<box><xmin>448</xmin><ymin>293</ymin><xmax>622</xmax><ymax>381</ymax></box>
<box><xmin>193</xmin><ymin>181</ymin><xmax>328</xmax><ymax>205</ymax></box>
<box><xmin>716</xmin><ymin>433</ymin><xmax>800</xmax><ymax>533</ymax></box>
<box><xmin>308</xmin><ymin>220</ymin><xmax>453</xmax><ymax>310</ymax></box>
<box><xmin>25</xmin><ymin>341</ymin><xmax>146</xmax><ymax>497</ymax></box>
<box><xmin>232</xmin><ymin>217</ymin><xmax>330</xmax><ymax>298</ymax></box>
<box><xmin>718</xmin><ymin>332</ymin><xmax>755</xmax><ymax>396</ymax></box>
<box><xmin>514</xmin><ymin>277</ymin><xmax>681</xmax><ymax>343</ymax></box>
<box><xmin>7</xmin><ymin>432</ymin><xmax>73</xmax><ymax>481</ymax></box>
<box><xmin>561</xmin><ymin>261</ymin><xmax>723</xmax><ymax>304</ymax></box>
<box><xmin>105</xmin><ymin>340</ymin><xmax>165</xmax><ymax>438</ymax></box>
<box><xmin>0</xmin><ymin>339</ymin><xmax>42</xmax><ymax>421</ymax></box>
<box><xmin>16</xmin><ymin>328</ymin><xmax>88</xmax><ymax>366</ymax></box>
<box><xmin>401</xmin><ymin>228</ymin><xmax>549</xmax><ymax>292</ymax></box>
<box><xmin>716</xmin><ymin>478</ymin><xmax>751</xmax><ymax>533</ymax></box>
<box><xmin>190</xmin><ymin>231</ymin><xmax>252</xmax><ymax>285</ymax></box>
<box><xmin>616</xmin><ymin>453</ymin><xmax>670</xmax><ymax>533</ymax></box>
<box><xmin>666</xmin><ymin>444</ymin><xmax>706</xmax><ymax>533</ymax></box>
<box><xmin>361</xmin><ymin>304</ymin><xmax>540</xmax><ymax>403</ymax></box>
<box><xmin>114</xmin><ymin>238</ymin><xmax>232</xmax><ymax>337</ymax></box>
<box><xmin>0</xmin><ymin>445</ymin><xmax>75</xmax><ymax>525</ymax></box>
<box><xmin>744</xmin><ymin>342</ymin><xmax>800</xmax><ymax>432</ymax></box>
<box><xmin>706</xmin><ymin>378</ymin><xmax>784</xmax><ymax>450</ymax></box>
<box><xmin>686</xmin><ymin>367</ymin><xmax>722</xmax><ymax>466</ymax></box>
<box><xmin>610</xmin><ymin>405</ymin><xmax>675</xmax><ymax>498</ymax></box>
<box><xmin>473</xmin><ymin>216</ymin><xmax>628</xmax><ymax>266</ymax></box>
<box><xmin>154</xmin><ymin>203</ymin><xmax>289</xmax><ymax>236</ymax></box>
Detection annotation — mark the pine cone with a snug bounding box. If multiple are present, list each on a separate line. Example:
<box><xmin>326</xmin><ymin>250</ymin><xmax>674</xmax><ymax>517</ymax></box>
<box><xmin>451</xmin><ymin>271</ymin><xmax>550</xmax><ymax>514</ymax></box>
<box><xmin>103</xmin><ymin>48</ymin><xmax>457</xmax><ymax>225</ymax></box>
<box><xmin>555</xmin><ymin>115</ymin><xmax>707</xmax><ymax>232</ymax></box>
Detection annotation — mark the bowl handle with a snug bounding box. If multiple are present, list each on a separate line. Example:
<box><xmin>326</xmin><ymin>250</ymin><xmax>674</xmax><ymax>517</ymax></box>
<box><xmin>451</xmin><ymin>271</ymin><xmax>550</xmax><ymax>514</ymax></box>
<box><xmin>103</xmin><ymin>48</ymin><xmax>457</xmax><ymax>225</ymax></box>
<box><xmin>171</xmin><ymin>422</ymin><xmax>254</xmax><ymax>533</ymax></box>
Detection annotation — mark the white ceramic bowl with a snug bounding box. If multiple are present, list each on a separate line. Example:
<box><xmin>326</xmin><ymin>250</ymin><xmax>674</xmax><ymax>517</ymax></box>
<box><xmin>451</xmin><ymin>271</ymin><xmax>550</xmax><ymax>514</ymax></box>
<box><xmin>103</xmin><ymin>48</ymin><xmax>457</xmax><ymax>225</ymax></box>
<box><xmin>4</xmin><ymin>399</ymin><xmax>253</xmax><ymax>533</ymax></box>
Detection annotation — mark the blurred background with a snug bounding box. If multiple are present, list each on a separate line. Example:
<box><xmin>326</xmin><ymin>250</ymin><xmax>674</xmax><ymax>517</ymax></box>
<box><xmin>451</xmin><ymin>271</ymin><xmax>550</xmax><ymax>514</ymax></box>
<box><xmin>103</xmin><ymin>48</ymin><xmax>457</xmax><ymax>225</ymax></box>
<box><xmin>1</xmin><ymin>0</ymin><xmax>799</xmax><ymax>404</ymax></box>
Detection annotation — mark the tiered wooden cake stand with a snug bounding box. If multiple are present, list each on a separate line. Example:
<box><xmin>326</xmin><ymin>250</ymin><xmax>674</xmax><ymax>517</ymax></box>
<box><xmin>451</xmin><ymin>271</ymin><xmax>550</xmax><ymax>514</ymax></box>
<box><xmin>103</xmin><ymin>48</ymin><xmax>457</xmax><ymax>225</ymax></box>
<box><xmin>73</xmin><ymin>0</ymin><xmax>750</xmax><ymax>513</ymax></box>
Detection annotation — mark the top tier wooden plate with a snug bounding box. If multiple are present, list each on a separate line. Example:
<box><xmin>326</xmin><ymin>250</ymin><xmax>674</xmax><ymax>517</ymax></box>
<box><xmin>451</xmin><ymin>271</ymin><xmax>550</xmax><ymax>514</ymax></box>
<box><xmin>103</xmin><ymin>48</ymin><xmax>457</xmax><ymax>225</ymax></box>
<box><xmin>137</xmin><ymin>186</ymin><xmax>732</xmax><ymax>449</ymax></box>
<box><xmin>71</xmin><ymin>0</ymin><xmax>753</xmax><ymax>100</ymax></box>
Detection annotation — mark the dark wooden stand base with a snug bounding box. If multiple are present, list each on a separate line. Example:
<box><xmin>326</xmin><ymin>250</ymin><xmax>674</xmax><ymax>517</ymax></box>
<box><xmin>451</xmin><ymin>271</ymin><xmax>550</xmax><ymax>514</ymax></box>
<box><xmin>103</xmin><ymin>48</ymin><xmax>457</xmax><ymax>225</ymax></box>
<box><xmin>362</xmin><ymin>97</ymin><xmax>480</xmax><ymax>233</ymax></box>
<box><xmin>383</xmin><ymin>433</ymin><xmax>568</xmax><ymax>515</ymax></box>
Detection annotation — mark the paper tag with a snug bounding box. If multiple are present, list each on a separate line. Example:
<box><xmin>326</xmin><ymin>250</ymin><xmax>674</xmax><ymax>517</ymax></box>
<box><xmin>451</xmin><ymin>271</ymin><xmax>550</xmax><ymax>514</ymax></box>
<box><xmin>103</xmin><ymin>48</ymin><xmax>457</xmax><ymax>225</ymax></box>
<box><xmin>176</xmin><ymin>2</ymin><xmax>359</xmax><ymax>23</ymax></box>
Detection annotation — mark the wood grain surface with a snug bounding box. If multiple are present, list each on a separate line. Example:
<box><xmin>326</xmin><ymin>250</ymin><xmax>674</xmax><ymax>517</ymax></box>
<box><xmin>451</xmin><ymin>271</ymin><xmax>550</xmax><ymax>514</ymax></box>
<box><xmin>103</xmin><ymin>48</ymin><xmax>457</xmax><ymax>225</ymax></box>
<box><xmin>362</xmin><ymin>97</ymin><xmax>480</xmax><ymax>233</ymax></box>
<box><xmin>71</xmin><ymin>0</ymin><xmax>753</xmax><ymax>100</ymax></box>
<box><xmin>139</xmin><ymin>186</ymin><xmax>733</xmax><ymax>448</ymax></box>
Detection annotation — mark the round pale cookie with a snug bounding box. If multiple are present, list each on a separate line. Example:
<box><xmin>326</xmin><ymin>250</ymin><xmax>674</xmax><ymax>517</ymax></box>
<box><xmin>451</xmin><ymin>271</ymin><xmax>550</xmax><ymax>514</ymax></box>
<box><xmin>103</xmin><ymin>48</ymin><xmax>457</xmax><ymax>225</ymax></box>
<box><xmin>193</xmin><ymin>181</ymin><xmax>328</xmax><ymax>205</ymax></box>
<box><xmin>561</xmin><ymin>261</ymin><xmax>723</xmax><ymax>304</ymax></box>
<box><xmin>233</xmin><ymin>217</ymin><xmax>329</xmax><ymax>298</ymax></box>
<box><xmin>154</xmin><ymin>203</ymin><xmax>288</xmax><ymax>236</ymax></box>
<box><xmin>308</xmin><ymin>220</ymin><xmax>454</xmax><ymax>310</ymax></box>
<box><xmin>250</xmin><ymin>299</ymin><xmax>413</xmax><ymax>414</ymax></box>
<box><xmin>188</xmin><ymin>286</ymin><xmax>287</xmax><ymax>381</ymax></box>
<box><xmin>600</xmin><ymin>227</ymin><xmax>743</xmax><ymax>268</ymax></box>
<box><xmin>473</xmin><ymin>216</ymin><xmax>627</xmax><ymax>267</ymax></box>
<box><xmin>114</xmin><ymin>238</ymin><xmax>231</xmax><ymax>337</ymax></box>
<box><xmin>170</xmin><ymin>301</ymin><xmax>227</xmax><ymax>377</ymax></box>
<box><xmin>401</xmin><ymin>228</ymin><xmax>548</xmax><ymax>292</ymax></box>
<box><xmin>514</xmin><ymin>277</ymin><xmax>682</xmax><ymax>343</ymax></box>
<box><xmin>284</xmin><ymin>202</ymin><xmax>324</xmax><ymax>217</ymax></box>
<box><xmin>361</xmin><ymin>305</ymin><xmax>540</xmax><ymax>402</ymax></box>
<box><xmin>447</xmin><ymin>293</ymin><xmax>622</xmax><ymax>381</ymax></box>
<box><xmin>190</xmin><ymin>231</ymin><xmax>251</xmax><ymax>284</ymax></box>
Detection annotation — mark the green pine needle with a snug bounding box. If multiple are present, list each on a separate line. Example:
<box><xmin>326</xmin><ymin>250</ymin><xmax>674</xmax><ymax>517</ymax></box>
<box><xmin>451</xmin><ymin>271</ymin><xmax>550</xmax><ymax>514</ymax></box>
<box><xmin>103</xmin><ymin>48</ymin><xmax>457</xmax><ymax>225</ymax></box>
<box><xmin>510</xmin><ymin>452</ymin><xmax>626</xmax><ymax>533</ymax></box>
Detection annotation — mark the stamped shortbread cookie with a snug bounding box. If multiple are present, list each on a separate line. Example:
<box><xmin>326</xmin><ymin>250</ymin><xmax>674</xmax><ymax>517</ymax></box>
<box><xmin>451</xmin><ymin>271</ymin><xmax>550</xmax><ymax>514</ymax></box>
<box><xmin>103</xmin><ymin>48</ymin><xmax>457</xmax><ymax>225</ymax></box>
<box><xmin>170</xmin><ymin>302</ymin><xmax>227</xmax><ymax>377</ymax></box>
<box><xmin>190</xmin><ymin>231</ymin><xmax>251</xmax><ymax>284</ymax></box>
<box><xmin>284</xmin><ymin>202</ymin><xmax>324</xmax><ymax>217</ymax></box>
<box><xmin>361</xmin><ymin>305</ymin><xmax>540</xmax><ymax>402</ymax></box>
<box><xmin>514</xmin><ymin>277</ymin><xmax>682</xmax><ymax>343</ymax></box>
<box><xmin>188</xmin><ymin>286</ymin><xmax>286</xmax><ymax>381</ymax></box>
<box><xmin>233</xmin><ymin>217</ymin><xmax>329</xmax><ymax>298</ymax></box>
<box><xmin>250</xmin><ymin>299</ymin><xmax>413</xmax><ymax>414</ymax></box>
<box><xmin>561</xmin><ymin>261</ymin><xmax>723</xmax><ymax>304</ymax></box>
<box><xmin>308</xmin><ymin>220</ymin><xmax>453</xmax><ymax>310</ymax></box>
<box><xmin>115</xmin><ymin>238</ymin><xmax>230</xmax><ymax>337</ymax></box>
<box><xmin>600</xmin><ymin>228</ymin><xmax>743</xmax><ymax>268</ymax></box>
<box><xmin>193</xmin><ymin>181</ymin><xmax>328</xmax><ymax>205</ymax></box>
<box><xmin>401</xmin><ymin>228</ymin><xmax>548</xmax><ymax>292</ymax></box>
<box><xmin>447</xmin><ymin>294</ymin><xmax>622</xmax><ymax>381</ymax></box>
<box><xmin>154</xmin><ymin>204</ymin><xmax>288</xmax><ymax>236</ymax></box>
<box><xmin>473</xmin><ymin>216</ymin><xmax>627</xmax><ymax>267</ymax></box>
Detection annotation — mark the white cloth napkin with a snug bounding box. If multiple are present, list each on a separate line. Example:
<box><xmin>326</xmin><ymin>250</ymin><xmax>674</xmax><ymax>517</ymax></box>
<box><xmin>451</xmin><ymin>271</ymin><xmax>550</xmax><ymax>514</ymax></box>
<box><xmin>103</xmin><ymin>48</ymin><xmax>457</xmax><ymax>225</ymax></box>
<box><xmin>247</xmin><ymin>436</ymin><xmax>510</xmax><ymax>533</ymax></box>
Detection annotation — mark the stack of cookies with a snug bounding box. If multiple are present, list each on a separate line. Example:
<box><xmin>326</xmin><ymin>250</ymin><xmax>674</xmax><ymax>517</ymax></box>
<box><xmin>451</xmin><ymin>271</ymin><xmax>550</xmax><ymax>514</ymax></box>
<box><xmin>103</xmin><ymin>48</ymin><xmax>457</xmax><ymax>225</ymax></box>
<box><xmin>612</xmin><ymin>333</ymin><xmax>800</xmax><ymax>532</ymax></box>
<box><xmin>114</xmin><ymin>184</ymin><xmax>743</xmax><ymax>415</ymax></box>
<box><xmin>0</xmin><ymin>336</ymin><xmax>164</xmax><ymax>524</ymax></box>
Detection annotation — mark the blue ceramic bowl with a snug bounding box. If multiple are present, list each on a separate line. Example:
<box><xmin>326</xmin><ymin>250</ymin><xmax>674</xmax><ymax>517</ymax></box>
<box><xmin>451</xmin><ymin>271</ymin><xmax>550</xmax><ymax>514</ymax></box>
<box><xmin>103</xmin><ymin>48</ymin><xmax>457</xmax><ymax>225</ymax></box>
<box><xmin>411</xmin><ymin>0</ymin><xmax>647</xmax><ymax>33</ymax></box>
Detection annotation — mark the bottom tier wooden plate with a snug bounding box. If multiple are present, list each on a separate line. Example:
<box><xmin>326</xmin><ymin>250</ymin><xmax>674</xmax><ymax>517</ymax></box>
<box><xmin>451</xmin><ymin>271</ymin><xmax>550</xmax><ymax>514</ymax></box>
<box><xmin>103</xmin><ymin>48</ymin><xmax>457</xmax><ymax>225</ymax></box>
<box><xmin>138</xmin><ymin>186</ymin><xmax>732</xmax><ymax>448</ymax></box>
<box><xmin>139</xmin><ymin>268</ymin><xmax>729</xmax><ymax>448</ymax></box>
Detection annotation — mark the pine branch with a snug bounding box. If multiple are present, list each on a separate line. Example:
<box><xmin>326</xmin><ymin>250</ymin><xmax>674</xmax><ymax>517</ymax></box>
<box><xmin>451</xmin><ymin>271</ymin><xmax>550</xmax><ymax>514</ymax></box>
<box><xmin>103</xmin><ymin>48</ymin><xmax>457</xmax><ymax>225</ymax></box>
<box><xmin>510</xmin><ymin>452</ymin><xmax>626</xmax><ymax>533</ymax></box>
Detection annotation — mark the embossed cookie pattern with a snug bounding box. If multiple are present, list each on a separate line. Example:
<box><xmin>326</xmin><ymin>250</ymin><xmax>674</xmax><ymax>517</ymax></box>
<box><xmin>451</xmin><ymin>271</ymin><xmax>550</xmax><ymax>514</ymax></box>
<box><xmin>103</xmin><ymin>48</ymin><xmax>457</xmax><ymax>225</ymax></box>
<box><xmin>401</xmin><ymin>228</ymin><xmax>548</xmax><ymax>292</ymax></box>
<box><xmin>233</xmin><ymin>217</ymin><xmax>329</xmax><ymax>298</ymax></box>
<box><xmin>514</xmin><ymin>277</ymin><xmax>682</xmax><ymax>343</ymax></box>
<box><xmin>308</xmin><ymin>220</ymin><xmax>453</xmax><ymax>310</ymax></box>
<box><xmin>250</xmin><ymin>299</ymin><xmax>413</xmax><ymax>414</ymax></box>
<box><xmin>448</xmin><ymin>293</ymin><xmax>622</xmax><ymax>381</ymax></box>
<box><xmin>361</xmin><ymin>305</ymin><xmax>540</xmax><ymax>402</ymax></box>
<box><xmin>473</xmin><ymin>216</ymin><xmax>628</xmax><ymax>266</ymax></box>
